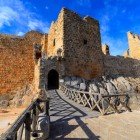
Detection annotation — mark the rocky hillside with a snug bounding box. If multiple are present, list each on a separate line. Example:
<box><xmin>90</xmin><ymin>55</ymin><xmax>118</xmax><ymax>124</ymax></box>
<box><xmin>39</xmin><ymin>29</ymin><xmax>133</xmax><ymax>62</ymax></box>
<box><xmin>63</xmin><ymin>76</ymin><xmax>140</xmax><ymax>110</ymax></box>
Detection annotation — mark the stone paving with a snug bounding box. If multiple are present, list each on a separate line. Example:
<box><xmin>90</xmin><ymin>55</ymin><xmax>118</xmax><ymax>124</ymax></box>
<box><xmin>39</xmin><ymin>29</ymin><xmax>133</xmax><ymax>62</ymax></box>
<box><xmin>49</xmin><ymin>90</ymin><xmax>99</xmax><ymax>122</ymax></box>
<box><xmin>49</xmin><ymin>90</ymin><xmax>140</xmax><ymax>140</ymax></box>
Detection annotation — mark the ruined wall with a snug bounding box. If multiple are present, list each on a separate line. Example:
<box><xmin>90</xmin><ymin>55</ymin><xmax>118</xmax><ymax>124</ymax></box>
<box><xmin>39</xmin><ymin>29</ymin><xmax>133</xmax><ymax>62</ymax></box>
<box><xmin>0</xmin><ymin>31</ymin><xmax>43</xmax><ymax>94</ymax></box>
<box><xmin>63</xmin><ymin>8</ymin><xmax>104</xmax><ymax>80</ymax></box>
<box><xmin>47</xmin><ymin>10</ymin><xmax>64</xmax><ymax>57</ymax></box>
<box><xmin>41</xmin><ymin>34</ymin><xmax>48</xmax><ymax>54</ymax></box>
<box><xmin>104</xmin><ymin>55</ymin><xmax>140</xmax><ymax>77</ymax></box>
<box><xmin>123</xmin><ymin>49</ymin><xmax>129</xmax><ymax>58</ymax></box>
<box><xmin>127</xmin><ymin>32</ymin><xmax>140</xmax><ymax>59</ymax></box>
<box><xmin>102</xmin><ymin>44</ymin><xmax>110</xmax><ymax>55</ymax></box>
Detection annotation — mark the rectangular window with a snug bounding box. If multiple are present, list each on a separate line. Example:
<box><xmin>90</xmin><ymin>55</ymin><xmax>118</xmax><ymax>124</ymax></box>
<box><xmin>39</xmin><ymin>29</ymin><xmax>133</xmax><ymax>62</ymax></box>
<box><xmin>84</xmin><ymin>39</ymin><xmax>87</xmax><ymax>45</ymax></box>
<box><xmin>53</xmin><ymin>39</ymin><xmax>56</xmax><ymax>46</ymax></box>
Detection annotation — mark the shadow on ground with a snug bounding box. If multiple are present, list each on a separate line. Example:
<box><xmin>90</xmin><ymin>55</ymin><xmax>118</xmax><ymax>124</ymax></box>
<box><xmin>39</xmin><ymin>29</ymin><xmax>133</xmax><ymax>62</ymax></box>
<box><xmin>49</xmin><ymin>90</ymin><xmax>100</xmax><ymax>139</ymax></box>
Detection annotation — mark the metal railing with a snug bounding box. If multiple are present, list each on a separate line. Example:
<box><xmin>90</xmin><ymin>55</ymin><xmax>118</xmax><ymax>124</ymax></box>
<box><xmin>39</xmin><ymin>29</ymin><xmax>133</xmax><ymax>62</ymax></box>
<box><xmin>60</xmin><ymin>83</ymin><xmax>131</xmax><ymax>115</ymax></box>
<box><xmin>0</xmin><ymin>97</ymin><xmax>50</xmax><ymax>140</ymax></box>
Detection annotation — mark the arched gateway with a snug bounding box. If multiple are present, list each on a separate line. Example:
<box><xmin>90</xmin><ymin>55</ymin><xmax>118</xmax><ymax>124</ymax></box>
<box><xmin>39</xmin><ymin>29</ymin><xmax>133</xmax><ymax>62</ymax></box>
<box><xmin>47</xmin><ymin>69</ymin><xmax>59</xmax><ymax>90</ymax></box>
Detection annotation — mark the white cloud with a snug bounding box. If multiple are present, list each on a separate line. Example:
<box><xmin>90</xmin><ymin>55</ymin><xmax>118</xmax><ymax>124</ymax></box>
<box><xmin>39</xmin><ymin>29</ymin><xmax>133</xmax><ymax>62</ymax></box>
<box><xmin>17</xmin><ymin>31</ymin><xmax>24</xmax><ymax>36</ymax></box>
<box><xmin>0</xmin><ymin>6</ymin><xmax>19</xmax><ymax>27</ymax></box>
<box><xmin>28</xmin><ymin>19</ymin><xmax>49</xmax><ymax>32</ymax></box>
<box><xmin>100</xmin><ymin>1</ymin><xmax>126</xmax><ymax>56</ymax></box>
<box><xmin>0</xmin><ymin>0</ymin><xmax>49</xmax><ymax>33</ymax></box>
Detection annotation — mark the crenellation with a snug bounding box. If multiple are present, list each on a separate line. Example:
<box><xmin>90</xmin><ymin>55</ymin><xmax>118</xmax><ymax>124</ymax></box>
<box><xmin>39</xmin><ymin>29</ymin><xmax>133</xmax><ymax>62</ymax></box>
<box><xmin>128</xmin><ymin>31</ymin><xmax>140</xmax><ymax>39</ymax></box>
<box><xmin>125</xmin><ymin>31</ymin><xmax>140</xmax><ymax>59</ymax></box>
<box><xmin>83</xmin><ymin>16</ymin><xmax>99</xmax><ymax>25</ymax></box>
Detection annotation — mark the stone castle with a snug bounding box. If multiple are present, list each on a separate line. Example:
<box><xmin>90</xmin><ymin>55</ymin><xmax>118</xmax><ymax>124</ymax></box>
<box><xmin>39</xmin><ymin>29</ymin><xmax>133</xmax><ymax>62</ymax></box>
<box><xmin>41</xmin><ymin>8</ymin><xmax>104</xmax><ymax>80</ymax></box>
<box><xmin>0</xmin><ymin>8</ymin><xmax>140</xmax><ymax>95</ymax></box>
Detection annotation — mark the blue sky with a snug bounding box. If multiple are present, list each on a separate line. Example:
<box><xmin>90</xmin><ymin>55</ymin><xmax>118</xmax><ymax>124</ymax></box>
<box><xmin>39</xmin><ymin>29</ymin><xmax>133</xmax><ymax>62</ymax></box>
<box><xmin>0</xmin><ymin>0</ymin><xmax>140</xmax><ymax>55</ymax></box>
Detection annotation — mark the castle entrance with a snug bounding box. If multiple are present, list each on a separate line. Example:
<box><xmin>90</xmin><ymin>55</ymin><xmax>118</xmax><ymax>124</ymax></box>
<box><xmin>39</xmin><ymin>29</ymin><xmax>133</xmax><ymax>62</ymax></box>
<box><xmin>47</xmin><ymin>69</ymin><xmax>59</xmax><ymax>90</ymax></box>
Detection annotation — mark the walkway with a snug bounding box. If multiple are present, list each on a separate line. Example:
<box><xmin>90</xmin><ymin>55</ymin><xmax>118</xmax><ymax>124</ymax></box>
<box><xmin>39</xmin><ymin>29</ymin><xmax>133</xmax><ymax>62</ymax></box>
<box><xmin>48</xmin><ymin>90</ymin><xmax>100</xmax><ymax>139</ymax></box>
<box><xmin>49</xmin><ymin>90</ymin><xmax>100</xmax><ymax>122</ymax></box>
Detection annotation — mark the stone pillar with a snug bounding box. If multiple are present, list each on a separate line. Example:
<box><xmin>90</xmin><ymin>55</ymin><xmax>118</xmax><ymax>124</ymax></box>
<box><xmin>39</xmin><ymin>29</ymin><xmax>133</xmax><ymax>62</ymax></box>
<box><xmin>102</xmin><ymin>44</ymin><xmax>110</xmax><ymax>55</ymax></box>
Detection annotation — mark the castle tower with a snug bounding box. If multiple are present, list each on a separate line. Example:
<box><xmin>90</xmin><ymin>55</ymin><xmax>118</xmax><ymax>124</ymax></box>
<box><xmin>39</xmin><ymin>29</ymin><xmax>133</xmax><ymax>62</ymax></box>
<box><xmin>127</xmin><ymin>32</ymin><xmax>140</xmax><ymax>59</ymax></box>
<box><xmin>46</xmin><ymin>8</ymin><xmax>104</xmax><ymax>79</ymax></box>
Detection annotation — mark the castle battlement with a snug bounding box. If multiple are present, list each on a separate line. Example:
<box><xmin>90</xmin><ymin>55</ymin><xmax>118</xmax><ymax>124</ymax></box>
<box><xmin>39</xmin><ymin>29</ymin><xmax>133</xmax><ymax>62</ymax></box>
<box><xmin>126</xmin><ymin>31</ymin><xmax>140</xmax><ymax>59</ymax></box>
<box><xmin>60</xmin><ymin>8</ymin><xmax>99</xmax><ymax>25</ymax></box>
<box><xmin>127</xmin><ymin>31</ymin><xmax>140</xmax><ymax>40</ymax></box>
<box><xmin>83</xmin><ymin>16</ymin><xmax>99</xmax><ymax>25</ymax></box>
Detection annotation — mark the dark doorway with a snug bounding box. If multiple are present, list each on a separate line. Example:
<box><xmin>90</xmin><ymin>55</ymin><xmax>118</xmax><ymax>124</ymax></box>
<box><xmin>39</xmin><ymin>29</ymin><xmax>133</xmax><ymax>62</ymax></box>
<box><xmin>48</xmin><ymin>69</ymin><xmax>59</xmax><ymax>90</ymax></box>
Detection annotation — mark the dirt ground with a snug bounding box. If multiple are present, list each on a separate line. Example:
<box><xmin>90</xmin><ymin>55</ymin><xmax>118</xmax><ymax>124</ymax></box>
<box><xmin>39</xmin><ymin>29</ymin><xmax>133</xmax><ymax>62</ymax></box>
<box><xmin>0</xmin><ymin>107</ymin><xmax>25</xmax><ymax>135</ymax></box>
<box><xmin>50</xmin><ymin>111</ymin><xmax>140</xmax><ymax>139</ymax></box>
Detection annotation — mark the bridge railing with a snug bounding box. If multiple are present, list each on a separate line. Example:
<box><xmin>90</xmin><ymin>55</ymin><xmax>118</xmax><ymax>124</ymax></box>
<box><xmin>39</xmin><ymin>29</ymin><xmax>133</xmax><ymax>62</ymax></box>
<box><xmin>60</xmin><ymin>83</ymin><xmax>131</xmax><ymax>115</ymax></box>
<box><xmin>0</xmin><ymin>97</ymin><xmax>50</xmax><ymax>140</ymax></box>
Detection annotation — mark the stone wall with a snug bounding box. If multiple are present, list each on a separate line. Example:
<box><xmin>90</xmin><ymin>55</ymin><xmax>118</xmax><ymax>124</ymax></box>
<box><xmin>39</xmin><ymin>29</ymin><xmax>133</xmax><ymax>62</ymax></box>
<box><xmin>41</xmin><ymin>34</ymin><xmax>48</xmax><ymax>54</ymax></box>
<box><xmin>102</xmin><ymin>44</ymin><xmax>110</xmax><ymax>55</ymax></box>
<box><xmin>44</xmin><ymin>8</ymin><xmax>140</xmax><ymax>80</ymax></box>
<box><xmin>62</xmin><ymin>75</ymin><xmax>140</xmax><ymax>110</ymax></box>
<box><xmin>125</xmin><ymin>32</ymin><xmax>140</xmax><ymax>59</ymax></box>
<box><xmin>47</xmin><ymin>9</ymin><xmax>64</xmax><ymax>57</ymax></box>
<box><xmin>0</xmin><ymin>31</ymin><xmax>43</xmax><ymax>94</ymax></box>
<box><xmin>63</xmin><ymin>8</ymin><xmax>104</xmax><ymax>79</ymax></box>
<box><xmin>103</xmin><ymin>55</ymin><xmax>140</xmax><ymax>77</ymax></box>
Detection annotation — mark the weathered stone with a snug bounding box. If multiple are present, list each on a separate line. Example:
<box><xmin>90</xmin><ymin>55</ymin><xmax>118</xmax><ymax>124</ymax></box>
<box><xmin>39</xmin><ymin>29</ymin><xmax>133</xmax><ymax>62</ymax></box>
<box><xmin>124</xmin><ymin>32</ymin><xmax>140</xmax><ymax>60</ymax></box>
<box><xmin>89</xmin><ymin>82</ymin><xmax>99</xmax><ymax>93</ymax></box>
<box><xmin>0</xmin><ymin>100</ymin><xmax>9</xmax><ymax>108</ymax></box>
<box><xmin>71</xmin><ymin>80</ymin><xmax>79</xmax><ymax>86</ymax></box>
<box><xmin>128</xmin><ymin>93</ymin><xmax>140</xmax><ymax>110</ymax></box>
<box><xmin>105</xmin><ymin>82</ymin><xmax>117</xmax><ymax>95</ymax></box>
<box><xmin>0</xmin><ymin>31</ymin><xmax>43</xmax><ymax>94</ymax></box>
<box><xmin>80</xmin><ymin>83</ymin><xmax>86</xmax><ymax>91</ymax></box>
<box><xmin>38</xmin><ymin>112</ymin><xmax>50</xmax><ymax>139</ymax></box>
<box><xmin>102</xmin><ymin>44</ymin><xmax>110</xmax><ymax>55</ymax></box>
<box><xmin>99</xmin><ymin>87</ymin><xmax>108</xmax><ymax>95</ymax></box>
<box><xmin>64</xmin><ymin>77</ymin><xmax>71</xmax><ymax>85</ymax></box>
<box><xmin>15</xmin><ymin>99</ymin><xmax>23</xmax><ymax>107</ymax></box>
